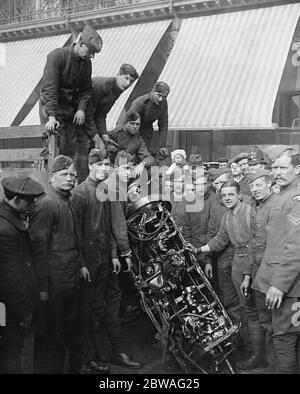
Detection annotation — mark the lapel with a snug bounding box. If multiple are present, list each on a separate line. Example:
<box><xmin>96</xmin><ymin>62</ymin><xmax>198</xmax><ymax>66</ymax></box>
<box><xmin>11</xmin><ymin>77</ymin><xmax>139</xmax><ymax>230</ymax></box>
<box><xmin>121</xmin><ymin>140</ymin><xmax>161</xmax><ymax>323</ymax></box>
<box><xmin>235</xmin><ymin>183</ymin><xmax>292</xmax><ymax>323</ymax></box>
<box><xmin>0</xmin><ymin>202</ymin><xmax>27</xmax><ymax>232</ymax></box>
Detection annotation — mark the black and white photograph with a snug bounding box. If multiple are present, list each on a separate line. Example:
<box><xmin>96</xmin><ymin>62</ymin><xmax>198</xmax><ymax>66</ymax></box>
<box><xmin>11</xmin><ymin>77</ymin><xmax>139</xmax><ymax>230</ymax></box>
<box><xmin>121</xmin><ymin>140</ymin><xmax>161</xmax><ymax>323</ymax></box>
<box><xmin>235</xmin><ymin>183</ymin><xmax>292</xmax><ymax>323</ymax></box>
<box><xmin>1</xmin><ymin>0</ymin><xmax>300</xmax><ymax>378</ymax></box>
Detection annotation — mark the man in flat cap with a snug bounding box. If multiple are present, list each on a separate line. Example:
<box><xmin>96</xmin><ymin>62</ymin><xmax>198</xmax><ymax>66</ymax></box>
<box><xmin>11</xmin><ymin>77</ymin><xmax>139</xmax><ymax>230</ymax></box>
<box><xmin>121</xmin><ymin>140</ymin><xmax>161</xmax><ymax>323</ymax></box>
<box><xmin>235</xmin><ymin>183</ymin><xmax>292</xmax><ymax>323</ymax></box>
<box><xmin>252</xmin><ymin>150</ymin><xmax>300</xmax><ymax>373</ymax></box>
<box><xmin>230</xmin><ymin>152</ymin><xmax>251</xmax><ymax>196</ymax></box>
<box><xmin>72</xmin><ymin>149</ymin><xmax>142</xmax><ymax>371</ymax></box>
<box><xmin>128</xmin><ymin>81</ymin><xmax>170</xmax><ymax>163</ymax></box>
<box><xmin>218</xmin><ymin>157</ymin><xmax>229</xmax><ymax>168</ymax></box>
<box><xmin>0</xmin><ymin>176</ymin><xmax>44</xmax><ymax>373</ymax></box>
<box><xmin>28</xmin><ymin>155</ymin><xmax>84</xmax><ymax>373</ymax></box>
<box><xmin>40</xmin><ymin>24</ymin><xmax>103</xmax><ymax>178</ymax></box>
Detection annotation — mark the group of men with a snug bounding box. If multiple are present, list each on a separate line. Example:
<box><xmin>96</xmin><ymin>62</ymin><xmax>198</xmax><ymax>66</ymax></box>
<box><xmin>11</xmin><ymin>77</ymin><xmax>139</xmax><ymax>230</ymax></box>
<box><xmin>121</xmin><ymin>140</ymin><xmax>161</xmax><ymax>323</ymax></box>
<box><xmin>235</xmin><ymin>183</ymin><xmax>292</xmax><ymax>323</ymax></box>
<box><xmin>1</xmin><ymin>22</ymin><xmax>300</xmax><ymax>375</ymax></box>
<box><xmin>167</xmin><ymin>144</ymin><xmax>300</xmax><ymax>374</ymax></box>
<box><xmin>0</xmin><ymin>23</ymin><xmax>171</xmax><ymax>374</ymax></box>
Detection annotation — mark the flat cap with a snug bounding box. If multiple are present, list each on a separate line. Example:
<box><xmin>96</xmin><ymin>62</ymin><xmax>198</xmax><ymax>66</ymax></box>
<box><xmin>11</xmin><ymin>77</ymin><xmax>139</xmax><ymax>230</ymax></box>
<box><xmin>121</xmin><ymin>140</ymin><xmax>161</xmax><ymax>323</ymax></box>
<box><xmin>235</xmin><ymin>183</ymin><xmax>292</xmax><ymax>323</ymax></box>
<box><xmin>114</xmin><ymin>151</ymin><xmax>135</xmax><ymax>166</ymax></box>
<box><xmin>80</xmin><ymin>24</ymin><xmax>103</xmax><ymax>54</ymax></box>
<box><xmin>247</xmin><ymin>169</ymin><xmax>271</xmax><ymax>183</ymax></box>
<box><xmin>50</xmin><ymin>155</ymin><xmax>74</xmax><ymax>173</ymax></box>
<box><xmin>211</xmin><ymin>167</ymin><xmax>231</xmax><ymax>182</ymax></box>
<box><xmin>189</xmin><ymin>154</ymin><xmax>203</xmax><ymax>166</ymax></box>
<box><xmin>1</xmin><ymin>176</ymin><xmax>44</xmax><ymax>198</ymax></box>
<box><xmin>231</xmin><ymin>152</ymin><xmax>248</xmax><ymax>163</ymax></box>
<box><xmin>88</xmin><ymin>148</ymin><xmax>109</xmax><ymax>164</ymax></box>
<box><xmin>262</xmin><ymin>145</ymin><xmax>297</xmax><ymax>162</ymax></box>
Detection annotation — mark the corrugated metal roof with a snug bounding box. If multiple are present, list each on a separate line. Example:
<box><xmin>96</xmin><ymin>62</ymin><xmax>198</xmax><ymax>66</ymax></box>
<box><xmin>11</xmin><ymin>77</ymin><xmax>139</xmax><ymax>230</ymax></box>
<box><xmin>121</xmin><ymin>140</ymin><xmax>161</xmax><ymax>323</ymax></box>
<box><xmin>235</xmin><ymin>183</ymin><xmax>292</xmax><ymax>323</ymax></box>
<box><xmin>0</xmin><ymin>34</ymin><xmax>71</xmax><ymax>127</ymax></box>
<box><xmin>22</xmin><ymin>20</ymin><xmax>171</xmax><ymax>128</ymax></box>
<box><xmin>159</xmin><ymin>4</ymin><xmax>300</xmax><ymax>129</ymax></box>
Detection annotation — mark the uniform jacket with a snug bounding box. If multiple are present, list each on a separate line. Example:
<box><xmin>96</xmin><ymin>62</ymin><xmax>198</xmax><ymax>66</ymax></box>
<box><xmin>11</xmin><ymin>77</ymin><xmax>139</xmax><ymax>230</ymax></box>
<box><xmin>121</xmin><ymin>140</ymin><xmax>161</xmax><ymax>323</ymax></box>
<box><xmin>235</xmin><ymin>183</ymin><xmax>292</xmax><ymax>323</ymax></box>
<box><xmin>207</xmin><ymin>193</ymin><xmax>234</xmax><ymax>267</ymax></box>
<box><xmin>128</xmin><ymin>93</ymin><xmax>168</xmax><ymax>151</ymax></box>
<box><xmin>246</xmin><ymin>192</ymin><xmax>274</xmax><ymax>280</ymax></box>
<box><xmin>207</xmin><ymin>199</ymin><xmax>251</xmax><ymax>273</ymax></box>
<box><xmin>40</xmin><ymin>45</ymin><xmax>92</xmax><ymax>118</ymax></box>
<box><xmin>72</xmin><ymin>177</ymin><xmax>130</xmax><ymax>273</ymax></box>
<box><xmin>182</xmin><ymin>189</ymin><xmax>216</xmax><ymax>249</ymax></box>
<box><xmin>29</xmin><ymin>186</ymin><xmax>80</xmax><ymax>292</ymax></box>
<box><xmin>84</xmin><ymin>77</ymin><xmax>124</xmax><ymax>137</ymax></box>
<box><xmin>0</xmin><ymin>202</ymin><xmax>39</xmax><ymax>322</ymax></box>
<box><xmin>238</xmin><ymin>176</ymin><xmax>252</xmax><ymax>197</ymax></box>
<box><xmin>109</xmin><ymin>126</ymin><xmax>154</xmax><ymax>167</ymax></box>
<box><xmin>252</xmin><ymin>179</ymin><xmax>300</xmax><ymax>296</ymax></box>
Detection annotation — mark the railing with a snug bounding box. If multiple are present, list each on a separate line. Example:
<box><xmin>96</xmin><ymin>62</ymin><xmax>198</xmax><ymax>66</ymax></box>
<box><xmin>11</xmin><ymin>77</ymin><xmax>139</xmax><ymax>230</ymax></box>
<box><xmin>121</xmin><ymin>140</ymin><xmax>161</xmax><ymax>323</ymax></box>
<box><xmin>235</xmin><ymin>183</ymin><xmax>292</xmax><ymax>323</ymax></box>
<box><xmin>0</xmin><ymin>0</ymin><xmax>155</xmax><ymax>26</ymax></box>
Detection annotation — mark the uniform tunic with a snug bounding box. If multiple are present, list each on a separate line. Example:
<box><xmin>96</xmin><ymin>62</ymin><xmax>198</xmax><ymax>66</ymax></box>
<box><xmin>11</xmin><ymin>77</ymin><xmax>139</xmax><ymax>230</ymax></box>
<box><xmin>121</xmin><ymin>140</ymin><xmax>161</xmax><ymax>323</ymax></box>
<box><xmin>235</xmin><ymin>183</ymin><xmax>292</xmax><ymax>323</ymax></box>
<box><xmin>128</xmin><ymin>93</ymin><xmax>168</xmax><ymax>153</ymax></box>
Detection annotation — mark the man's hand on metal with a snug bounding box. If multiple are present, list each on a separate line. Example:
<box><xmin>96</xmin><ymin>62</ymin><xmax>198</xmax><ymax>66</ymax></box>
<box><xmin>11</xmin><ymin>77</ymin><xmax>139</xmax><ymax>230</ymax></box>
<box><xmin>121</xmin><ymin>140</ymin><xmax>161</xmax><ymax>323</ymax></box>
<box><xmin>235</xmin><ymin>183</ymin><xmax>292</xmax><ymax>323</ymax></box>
<box><xmin>112</xmin><ymin>258</ymin><xmax>121</xmax><ymax>275</ymax></box>
<box><xmin>102</xmin><ymin>134</ymin><xmax>119</xmax><ymax>152</ymax></box>
<box><xmin>45</xmin><ymin>116</ymin><xmax>60</xmax><ymax>133</ymax></box>
<box><xmin>204</xmin><ymin>263</ymin><xmax>213</xmax><ymax>279</ymax></box>
<box><xmin>132</xmin><ymin>162</ymin><xmax>145</xmax><ymax>178</ymax></box>
<box><xmin>183</xmin><ymin>241</ymin><xmax>198</xmax><ymax>254</ymax></box>
<box><xmin>159</xmin><ymin>147</ymin><xmax>168</xmax><ymax>157</ymax></box>
<box><xmin>73</xmin><ymin>109</ymin><xmax>85</xmax><ymax>125</ymax></box>
<box><xmin>265</xmin><ymin>286</ymin><xmax>284</xmax><ymax>309</ymax></box>
<box><xmin>80</xmin><ymin>267</ymin><xmax>91</xmax><ymax>282</ymax></box>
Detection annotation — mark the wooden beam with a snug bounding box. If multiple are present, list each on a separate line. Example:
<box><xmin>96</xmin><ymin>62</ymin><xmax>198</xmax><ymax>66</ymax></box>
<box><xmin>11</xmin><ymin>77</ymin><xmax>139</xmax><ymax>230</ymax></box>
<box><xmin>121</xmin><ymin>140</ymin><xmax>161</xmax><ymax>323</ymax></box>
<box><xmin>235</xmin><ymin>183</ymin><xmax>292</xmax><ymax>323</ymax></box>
<box><xmin>0</xmin><ymin>126</ymin><xmax>42</xmax><ymax>139</ymax></box>
<box><xmin>0</xmin><ymin>148</ymin><xmax>43</xmax><ymax>162</ymax></box>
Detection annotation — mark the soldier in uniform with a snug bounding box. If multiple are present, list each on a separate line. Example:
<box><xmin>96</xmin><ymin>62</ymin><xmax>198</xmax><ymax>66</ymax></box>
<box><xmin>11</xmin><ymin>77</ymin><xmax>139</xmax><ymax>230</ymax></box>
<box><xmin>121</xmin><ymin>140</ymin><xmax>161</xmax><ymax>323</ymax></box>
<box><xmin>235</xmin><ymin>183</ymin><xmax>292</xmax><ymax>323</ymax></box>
<box><xmin>40</xmin><ymin>24</ymin><xmax>103</xmax><ymax>176</ymax></box>
<box><xmin>196</xmin><ymin>181</ymin><xmax>266</xmax><ymax>367</ymax></box>
<box><xmin>72</xmin><ymin>148</ymin><xmax>142</xmax><ymax>371</ymax></box>
<box><xmin>29</xmin><ymin>155</ymin><xmax>83</xmax><ymax>374</ymax></box>
<box><xmin>247</xmin><ymin>146</ymin><xmax>270</xmax><ymax>172</ymax></box>
<box><xmin>239</xmin><ymin>170</ymin><xmax>274</xmax><ymax>369</ymax></box>
<box><xmin>109</xmin><ymin>111</ymin><xmax>154</xmax><ymax>179</ymax></box>
<box><xmin>229</xmin><ymin>153</ymin><xmax>251</xmax><ymax>196</ymax></box>
<box><xmin>206</xmin><ymin>169</ymin><xmax>241</xmax><ymax>324</ymax></box>
<box><xmin>252</xmin><ymin>149</ymin><xmax>300</xmax><ymax>374</ymax></box>
<box><xmin>78</xmin><ymin>64</ymin><xmax>139</xmax><ymax>183</ymax></box>
<box><xmin>0</xmin><ymin>176</ymin><xmax>44</xmax><ymax>373</ymax></box>
<box><xmin>128</xmin><ymin>81</ymin><xmax>170</xmax><ymax>163</ymax></box>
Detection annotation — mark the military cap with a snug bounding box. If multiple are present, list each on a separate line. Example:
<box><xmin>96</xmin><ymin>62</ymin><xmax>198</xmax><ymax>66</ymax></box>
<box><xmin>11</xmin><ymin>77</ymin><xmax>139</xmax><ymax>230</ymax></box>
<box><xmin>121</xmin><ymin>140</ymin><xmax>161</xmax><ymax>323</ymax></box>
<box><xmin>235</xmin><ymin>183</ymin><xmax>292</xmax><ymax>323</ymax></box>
<box><xmin>211</xmin><ymin>167</ymin><xmax>231</xmax><ymax>182</ymax></box>
<box><xmin>247</xmin><ymin>169</ymin><xmax>271</xmax><ymax>183</ymax></box>
<box><xmin>80</xmin><ymin>24</ymin><xmax>103</xmax><ymax>54</ymax></box>
<box><xmin>189</xmin><ymin>154</ymin><xmax>203</xmax><ymax>166</ymax></box>
<box><xmin>114</xmin><ymin>151</ymin><xmax>135</xmax><ymax>166</ymax></box>
<box><xmin>1</xmin><ymin>176</ymin><xmax>44</xmax><ymax>198</ymax></box>
<box><xmin>50</xmin><ymin>155</ymin><xmax>74</xmax><ymax>173</ymax></box>
<box><xmin>205</xmin><ymin>161</ymin><xmax>220</xmax><ymax>170</ymax></box>
<box><xmin>153</xmin><ymin>81</ymin><xmax>170</xmax><ymax>97</ymax></box>
<box><xmin>231</xmin><ymin>152</ymin><xmax>249</xmax><ymax>164</ymax></box>
<box><xmin>171</xmin><ymin>149</ymin><xmax>187</xmax><ymax>160</ymax></box>
<box><xmin>262</xmin><ymin>145</ymin><xmax>298</xmax><ymax>162</ymax></box>
<box><xmin>88</xmin><ymin>148</ymin><xmax>109</xmax><ymax>164</ymax></box>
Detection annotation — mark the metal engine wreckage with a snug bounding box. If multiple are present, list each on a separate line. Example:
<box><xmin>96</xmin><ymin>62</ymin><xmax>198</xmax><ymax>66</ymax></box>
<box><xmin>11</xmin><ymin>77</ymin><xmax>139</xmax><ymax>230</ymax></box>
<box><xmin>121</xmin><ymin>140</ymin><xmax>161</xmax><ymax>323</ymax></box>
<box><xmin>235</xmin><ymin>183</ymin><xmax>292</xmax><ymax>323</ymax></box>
<box><xmin>126</xmin><ymin>196</ymin><xmax>239</xmax><ymax>374</ymax></box>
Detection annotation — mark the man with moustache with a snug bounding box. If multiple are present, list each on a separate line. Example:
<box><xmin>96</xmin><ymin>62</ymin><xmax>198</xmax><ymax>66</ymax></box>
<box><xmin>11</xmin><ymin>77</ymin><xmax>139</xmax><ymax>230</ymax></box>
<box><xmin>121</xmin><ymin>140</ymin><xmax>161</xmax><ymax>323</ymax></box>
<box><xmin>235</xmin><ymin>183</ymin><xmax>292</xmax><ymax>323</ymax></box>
<box><xmin>29</xmin><ymin>155</ymin><xmax>83</xmax><ymax>374</ymax></box>
<box><xmin>252</xmin><ymin>149</ymin><xmax>300</xmax><ymax>374</ymax></box>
